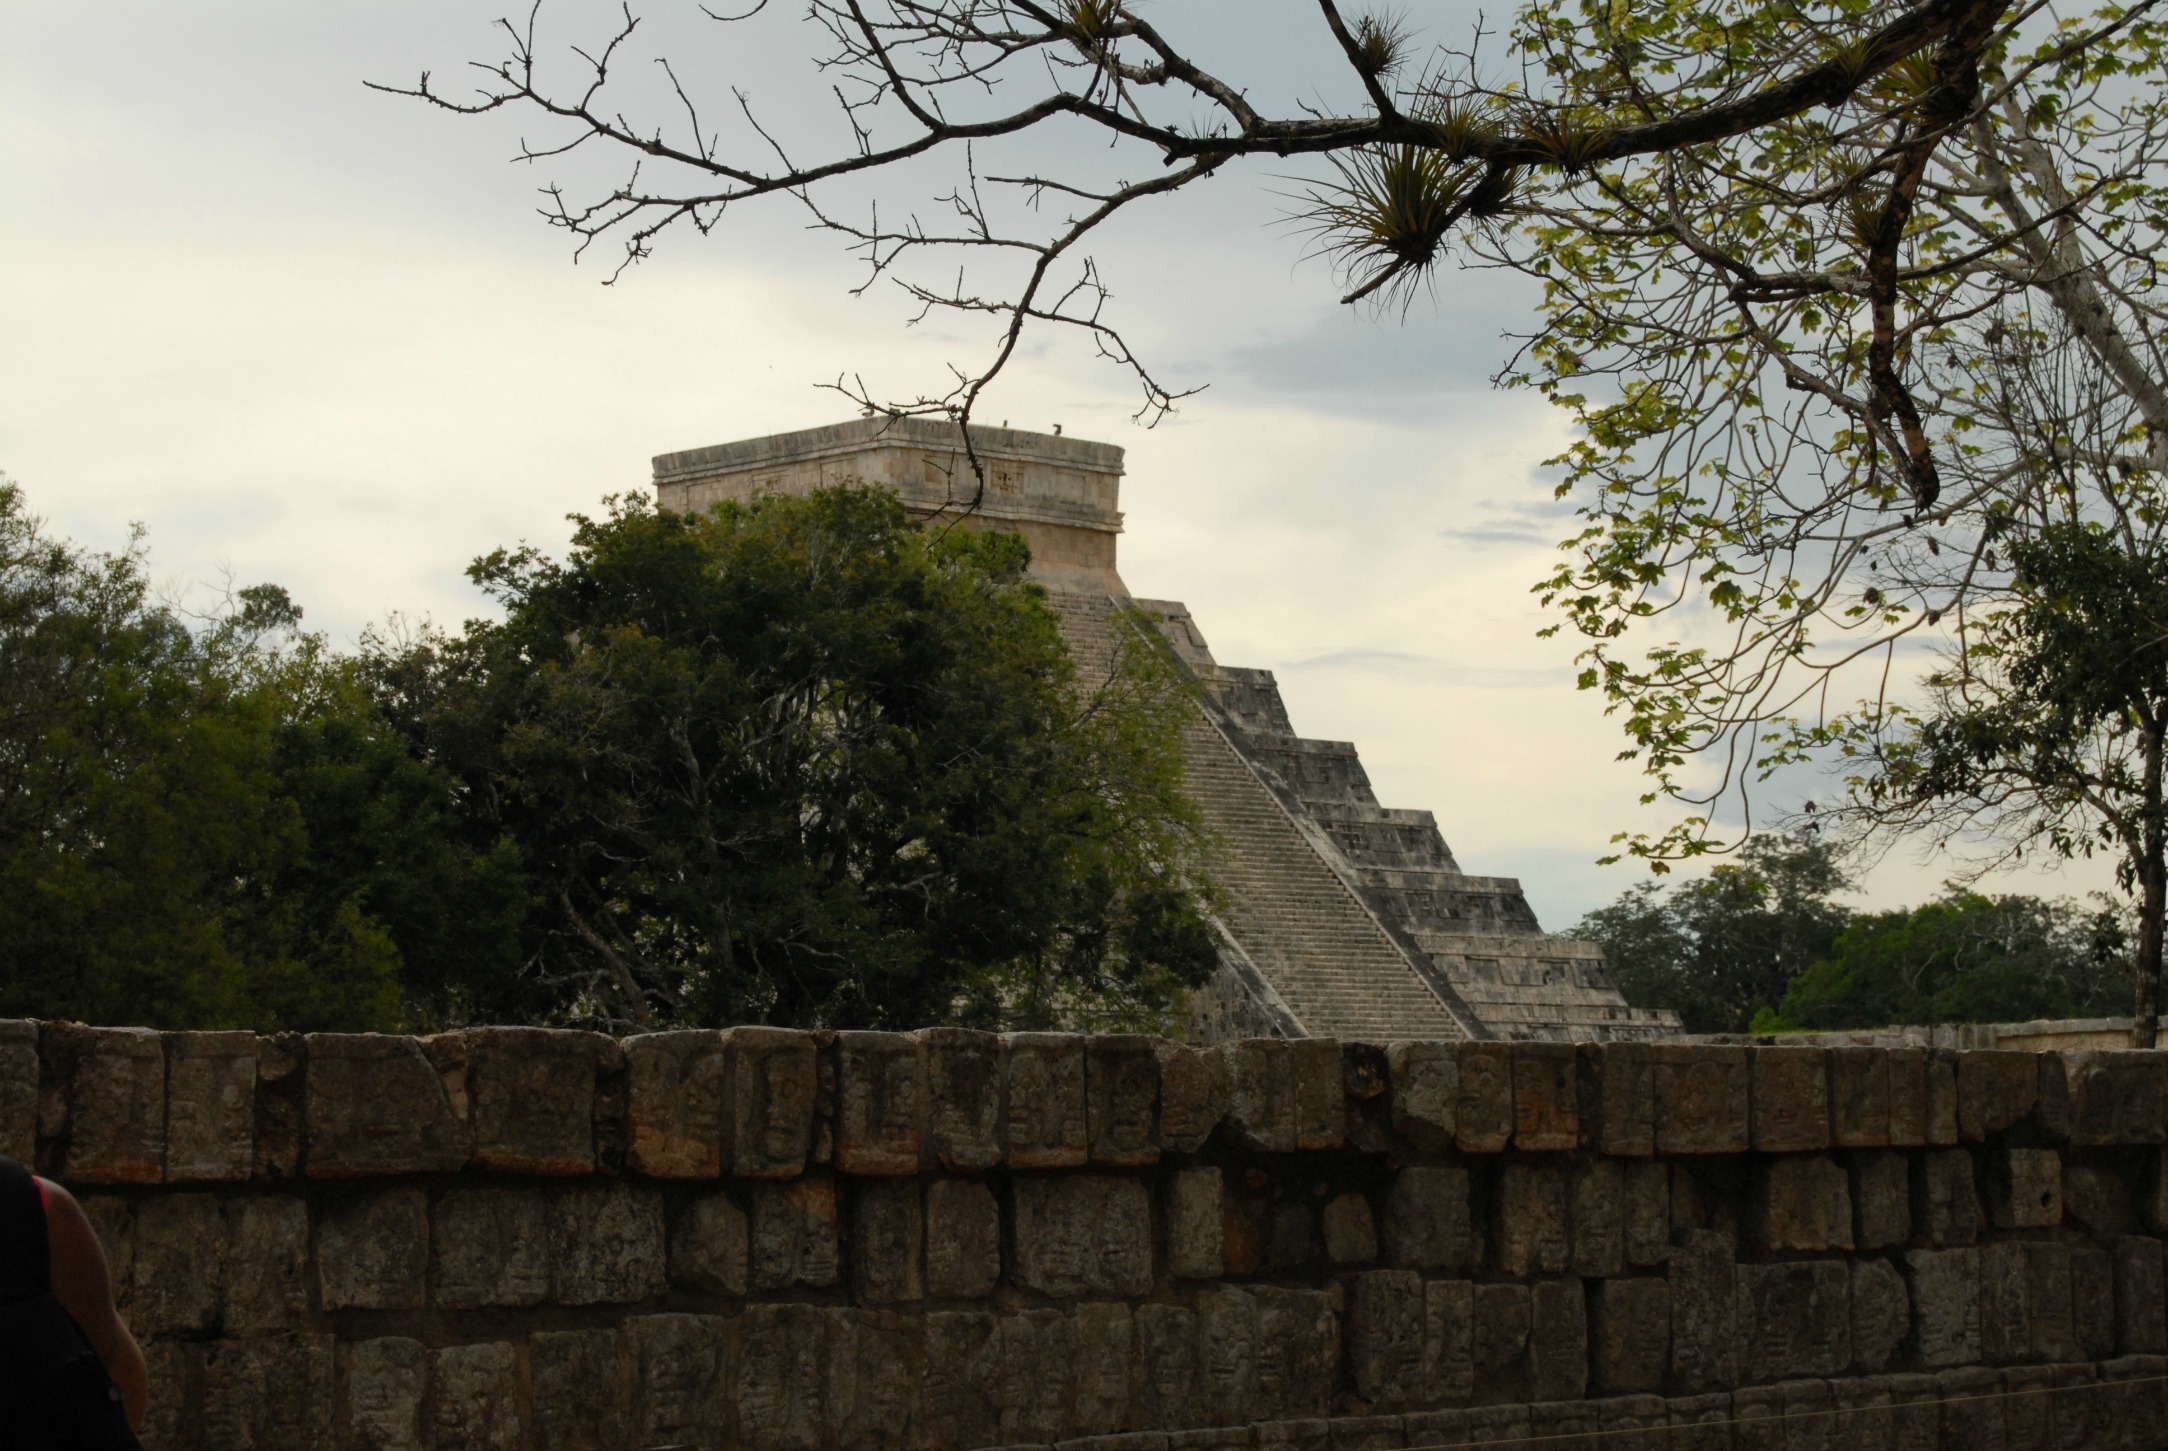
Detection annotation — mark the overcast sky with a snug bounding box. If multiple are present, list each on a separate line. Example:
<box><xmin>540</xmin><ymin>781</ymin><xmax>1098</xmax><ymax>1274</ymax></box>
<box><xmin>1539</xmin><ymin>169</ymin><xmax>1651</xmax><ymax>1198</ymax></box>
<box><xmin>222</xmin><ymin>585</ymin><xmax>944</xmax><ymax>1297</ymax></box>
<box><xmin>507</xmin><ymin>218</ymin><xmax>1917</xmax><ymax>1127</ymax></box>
<box><xmin>0</xmin><ymin>1</ymin><xmax>2120</xmax><ymax>927</ymax></box>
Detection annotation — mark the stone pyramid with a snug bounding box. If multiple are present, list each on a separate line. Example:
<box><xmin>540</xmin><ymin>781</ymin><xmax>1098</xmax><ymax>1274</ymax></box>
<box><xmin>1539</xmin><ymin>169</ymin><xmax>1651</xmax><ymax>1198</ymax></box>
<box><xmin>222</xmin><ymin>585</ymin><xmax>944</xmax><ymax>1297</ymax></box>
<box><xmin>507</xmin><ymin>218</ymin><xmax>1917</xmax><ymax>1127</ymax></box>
<box><xmin>653</xmin><ymin>418</ymin><xmax>1680</xmax><ymax>1042</ymax></box>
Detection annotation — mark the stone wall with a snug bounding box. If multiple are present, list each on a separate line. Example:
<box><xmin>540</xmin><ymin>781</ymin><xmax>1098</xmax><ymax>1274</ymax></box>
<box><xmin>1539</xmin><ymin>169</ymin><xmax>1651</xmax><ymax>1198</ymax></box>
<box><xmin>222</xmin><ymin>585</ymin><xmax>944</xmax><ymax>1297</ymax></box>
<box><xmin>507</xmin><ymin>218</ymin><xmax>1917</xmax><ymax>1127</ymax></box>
<box><xmin>10</xmin><ymin>1021</ymin><xmax>2168</xmax><ymax>1451</ymax></box>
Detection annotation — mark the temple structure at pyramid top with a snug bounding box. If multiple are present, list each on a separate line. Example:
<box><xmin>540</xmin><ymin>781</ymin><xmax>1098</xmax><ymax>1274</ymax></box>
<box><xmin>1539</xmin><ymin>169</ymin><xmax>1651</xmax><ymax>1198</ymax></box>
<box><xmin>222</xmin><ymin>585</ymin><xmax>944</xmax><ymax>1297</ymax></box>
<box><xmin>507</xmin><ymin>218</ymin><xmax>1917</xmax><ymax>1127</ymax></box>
<box><xmin>655</xmin><ymin>417</ymin><xmax>1681</xmax><ymax>1042</ymax></box>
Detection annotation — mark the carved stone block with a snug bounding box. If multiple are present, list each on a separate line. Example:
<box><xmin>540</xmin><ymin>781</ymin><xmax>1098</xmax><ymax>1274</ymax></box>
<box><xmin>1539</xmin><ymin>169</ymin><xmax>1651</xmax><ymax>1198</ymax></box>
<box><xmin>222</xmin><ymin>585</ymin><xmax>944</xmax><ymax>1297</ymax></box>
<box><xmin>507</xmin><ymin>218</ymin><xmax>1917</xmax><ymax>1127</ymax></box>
<box><xmin>668</xmin><ymin>1191</ymin><xmax>748</xmax><ymax>1295</ymax></box>
<box><xmin>1654</xmin><ymin>1046</ymin><xmax>1750</xmax><ymax>1154</ymax></box>
<box><xmin>1512</xmin><ymin>1042</ymin><xmax>1580</xmax><ymax>1152</ymax></box>
<box><xmin>1886</xmin><ymin>1373</ymin><xmax>1943</xmax><ymax>1451</ymax></box>
<box><xmin>305</xmin><ymin>1033</ymin><xmax>470</xmax><ymax>1178</ymax></box>
<box><xmin>1990</xmin><ymin>1148</ymin><xmax>2063</xmax><ymax>1229</ymax></box>
<box><xmin>727</xmin><ymin>1026</ymin><xmax>818</xmax><ymax>1178</ymax></box>
<box><xmin>1906</xmin><ymin>1248</ymin><xmax>1983</xmax><ymax>1368</ymax></box>
<box><xmin>1668</xmin><ymin>1229</ymin><xmax>1739</xmax><ymax>1392</ymax></box>
<box><xmin>1752</xmin><ymin>1049</ymin><xmax>1831</xmax><ymax>1153</ymax></box>
<box><xmin>164</xmin><ymin>1031</ymin><xmax>255</xmax><ymax>1183</ymax></box>
<box><xmin>827</xmin><ymin>1307</ymin><xmax>920</xmax><ymax>1451</ymax></box>
<box><xmin>224</xmin><ymin>1195</ymin><xmax>311</xmax><ymax>1333</ymax></box>
<box><xmin>1935</xmin><ymin>1368</ymin><xmax>2006</xmax><ymax>1451</ymax></box>
<box><xmin>1831</xmin><ymin>1047</ymin><xmax>1891</xmax><ymax>1148</ymax></box>
<box><xmin>1624</xmin><ymin>1159</ymin><xmax>1670</xmax><ymax>1267</ymax></box>
<box><xmin>0</xmin><ymin>1020</ymin><xmax>34</xmax><ymax>1164</ymax></box>
<box><xmin>1324</xmin><ymin>1193</ymin><xmax>1378</xmax><ymax>1265</ymax></box>
<box><xmin>1387</xmin><ymin>1041</ymin><xmax>1458</xmax><ymax>1153</ymax></box>
<box><xmin>528</xmin><ymin>1329</ymin><xmax>624</xmax><ymax>1451</ymax></box>
<box><xmin>925</xmin><ymin>1177</ymin><xmax>1002</xmax><ymax>1297</ymax></box>
<box><xmin>318</xmin><ymin>1185</ymin><xmax>429</xmax><ymax>1311</ymax></box>
<box><xmin>1168</xmin><ymin>1166</ymin><xmax>1226</xmax><ymax>1280</ymax></box>
<box><xmin>1853</xmin><ymin>1258</ymin><xmax>1911</xmax><ymax>1373</ymax></box>
<box><xmin>130</xmin><ymin>1192</ymin><xmax>226</xmax><ymax>1335</ymax></box>
<box><xmin>623</xmin><ymin>1313</ymin><xmax>727</xmax><ymax>1451</ymax></box>
<box><xmin>1736</xmin><ymin>1259</ymin><xmax>1851</xmax><ymax>1381</ymax></box>
<box><xmin>1887</xmin><ymin>1047</ymin><xmax>1930</xmax><ymax>1147</ymax></box>
<box><xmin>624</xmin><ymin>1029</ymin><xmax>728</xmax><ymax>1178</ymax></box>
<box><xmin>1157</xmin><ymin>1040</ymin><xmax>1229</xmax><ymax>1154</ymax></box>
<box><xmin>201</xmin><ymin>1334</ymin><xmax>333</xmax><ymax>1451</ymax></box>
<box><xmin>1425</xmin><ymin>1278</ymin><xmax>1476</xmax><ymax>1404</ymax></box>
<box><xmin>2072</xmin><ymin>1242</ymin><xmax>2115</xmax><ymax>1360</ymax></box>
<box><xmin>432</xmin><ymin>1186</ymin><xmax>551</xmax><ymax>1309</ymax></box>
<box><xmin>1351</xmin><ymin>1269</ymin><xmax>1428</xmax><ymax>1404</ymax></box>
<box><xmin>751</xmin><ymin>1177</ymin><xmax>841</xmax><ymax>1291</ymax></box>
<box><xmin>1755</xmin><ymin>1155</ymin><xmax>1853</xmax><ymax>1252</ymax></box>
<box><xmin>1668</xmin><ymin>1393</ymin><xmax>1734</xmax><ymax>1451</ymax></box>
<box><xmin>2062</xmin><ymin>1161</ymin><xmax>2133</xmax><ymax>1234</ymax></box>
<box><xmin>1196</xmin><ymin>1286</ymin><xmax>1261</xmax><ymax>1428</ymax></box>
<box><xmin>1958</xmin><ymin>1052</ymin><xmax>2037</xmax><ymax>1141</ymax></box>
<box><xmin>466</xmin><ymin>1027</ymin><xmax>603</xmax><ymax>1175</ymax></box>
<box><xmin>1926</xmin><ymin>1052</ymin><xmax>1960</xmax><ymax>1145</ymax></box>
<box><xmin>427</xmin><ymin>1342</ymin><xmax>523</xmax><ymax>1451</ymax></box>
<box><xmin>343</xmin><ymin>1336</ymin><xmax>428</xmax><ymax>1451</ymax></box>
<box><xmin>838</xmin><ymin>1031</ymin><xmax>925</xmax><ymax>1176</ymax></box>
<box><xmin>1384</xmin><ymin>1165</ymin><xmax>1472</xmax><ymax>1273</ymax></box>
<box><xmin>1455</xmin><ymin>1045</ymin><xmax>1513</xmax><ymax>1154</ymax></box>
<box><xmin>1497</xmin><ymin>1159</ymin><xmax>1569</xmax><ymax>1277</ymax></box>
<box><xmin>1075</xmin><ymin>1300</ymin><xmax>1136</xmax><ymax>1434</ymax></box>
<box><xmin>1593</xmin><ymin>1276</ymin><xmax>1670</xmax><ymax>1393</ymax></box>
<box><xmin>1012</xmin><ymin>1174</ymin><xmax>1152</xmax><ymax>1297</ymax></box>
<box><xmin>1853</xmin><ymin>1151</ymin><xmax>1912</xmax><ymax>1251</ymax></box>
<box><xmin>921</xmin><ymin>1310</ymin><xmax>996</xmax><ymax>1448</ymax></box>
<box><xmin>1006</xmin><ymin>1033</ymin><xmax>1090</xmax><ymax>1168</ymax></box>
<box><xmin>1597</xmin><ymin>1042</ymin><xmax>1656</xmax><ymax>1157</ymax></box>
<box><xmin>2034</xmin><ymin>1056</ymin><xmax>2074</xmax><ymax>1144</ymax></box>
<box><xmin>1473</xmin><ymin>1283</ymin><xmax>1531</xmax><ymax>1374</ymax></box>
<box><xmin>1127</xmin><ymin>1301</ymin><xmax>1195</xmax><ymax>1430</ymax></box>
<box><xmin>922</xmin><ymin>1028</ymin><xmax>1004</xmax><ymax>1171</ymax></box>
<box><xmin>853</xmin><ymin>1179</ymin><xmax>923</xmax><ymax>1303</ymax></box>
<box><xmin>1087</xmin><ymin>1035</ymin><xmax>1161</xmax><ymax>1165</ymax></box>
<box><xmin>738</xmin><ymin>1303</ymin><xmax>832</xmax><ymax>1451</ymax></box>
<box><xmin>1527</xmin><ymin>1277</ymin><xmax>1588</xmax><ymax>1402</ymax></box>
<box><xmin>1914</xmin><ymin>1149</ymin><xmax>1982</xmax><ymax>1246</ymax></box>
<box><xmin>2001</xmin><ymin>1366</ymin><xmax>2055</xmax><ymax>1451</ymax></box>
<box><xmin>252</xmin><ymin>1033</ymin><xmax>305</xmax><ymax>1181</ymax></box>
<box><xmin>1980</xmin><ymin>1241</ymin><xmax>2034</xmax><ymax>1365</ymax></box>
<box><xmin>2067</xmin><ymin>1053</ymin><xmax>2166</xmax><ymax>1145</ymax></box>
<box><xmin>549</xmin><ymin>1180</ymin><xmax>667</xmax><ymax>1305</ymax></box>
<box><xmin>2114</xmin><ymin>1235</ymin><xmax>2167</xmax><ymax>1353</ymax></box>
<box><xmin>1255</xmin><ymin>1286</ymin><xmax>1338</xmax><ymax>1421</ymax></box>
<box><xmin>1570</xmin><ymin>1157</ymin><xmax>1625</xmax><ymax>1279</ymax></box>
<box><xmin>51</xmin><ymin>1024</ymin><xmax>165</xmax><ymax>1183</ymax></box>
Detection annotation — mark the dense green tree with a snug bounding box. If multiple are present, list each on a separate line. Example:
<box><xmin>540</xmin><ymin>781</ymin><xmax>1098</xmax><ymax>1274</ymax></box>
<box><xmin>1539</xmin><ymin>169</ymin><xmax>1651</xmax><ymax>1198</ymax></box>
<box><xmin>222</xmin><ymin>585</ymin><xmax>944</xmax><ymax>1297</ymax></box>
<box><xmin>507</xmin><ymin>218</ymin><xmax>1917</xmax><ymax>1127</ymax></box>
<box><xmin>378</xmin><ymin>487</ymin><xmax>1217</xmax><ymax>1032</ymax></box>
<box><xmin>1567</xmin><ymin>834</ymin><xmax>1854</xmax><ymax>1032</ymax></box>
<box><xmin>1761</xmin><ymin>890</ymin><xmax>2127</xmax><ymax>1030</ymax></box>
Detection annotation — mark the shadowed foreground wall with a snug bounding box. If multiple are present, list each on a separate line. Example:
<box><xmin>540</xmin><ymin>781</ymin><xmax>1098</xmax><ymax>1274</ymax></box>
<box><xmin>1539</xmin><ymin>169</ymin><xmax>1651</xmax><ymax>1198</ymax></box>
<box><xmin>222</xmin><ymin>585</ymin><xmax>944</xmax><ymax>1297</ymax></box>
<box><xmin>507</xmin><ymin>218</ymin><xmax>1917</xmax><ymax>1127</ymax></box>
<box><xmin>8</xmin><ymin>1021</ymin><xmax>2168</xmax><ymax>1451</ymax></box>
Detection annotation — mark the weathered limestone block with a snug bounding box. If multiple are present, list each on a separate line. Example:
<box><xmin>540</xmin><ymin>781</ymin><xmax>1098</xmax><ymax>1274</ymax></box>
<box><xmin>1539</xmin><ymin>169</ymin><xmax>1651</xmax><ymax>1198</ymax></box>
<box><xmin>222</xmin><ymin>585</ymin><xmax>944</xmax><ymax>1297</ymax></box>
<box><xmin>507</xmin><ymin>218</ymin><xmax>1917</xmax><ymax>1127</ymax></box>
<box><xmin>1404</xmin><ymin>1407</ymin><xmax>1474</xmax><ymax>1451</ymax></box>
<box><xmin>427</xmin><ymin>1342</ymin><xmax>523</xmax><ymax>1451</ymax></box>
<box><xmin>1512</xmin><ymin>1042</ymin><xmax>1580</xmax><ymax>1152</ymax></box>
<box><xmin>217</xmin><ymin>1347</ymin><xmax>288</xmax><ymax>1451</ymax></box>
<box><xmin>1528</xmin><ymin>1277</ymin><xmax>1588</xmax><ymax>1402</ymax></box>
<box><xmin>131</xmin><ymin>1193</ymin><xmax>227</xmax><ymax>1334</ymax></box>
<box><xmin>1832</xmin><ymin>1377</ymin><xmax>1895</xmax><ymax>1451</ymax></box>
<box><xmin>2072</xmin><ymin>1242</ymin><xmax>2116</xmax><ymax>1360</ymax></box>
<box><xmin>1668</xmin><ymin>1229</ymin><xmax>1739</xmax><ymax>1391</ymax></box>
<box><xmin>1887</xmin><ymin>1047</ymin><xmax>1930</xmax><ymax>1147</ymax></box>
<box><xmin>51</xmin><ymin>1024</ymin><xmax>165</xmax><ymax>1183</ymax></box>
<box><xmin>1463</xmin><ymin>1405</ymin><xmax>1532</xmax><ymax>1451</ymax></box>
<box><xmin>164</xmin><ymin>1031</ymin><xmax>255</xmax><ymax>1183</ymax></box>
<box><xmin>738</xmin><ymin>1303</ymin><xmax>832</xmax><ymax>1451</ymax></box>
<box><xmin>1334</xmin><ymin>1412</ymin><xmax>1409</xmax><ymax>1451</ymax></box>
<box><xmin>1831</xmin><ymin>1047</ymin><xmax>1891</xmax><ymax>1148</ymax></box>
<box><xmin>1914</xmin><ymin>1149</ymin><xmax>1983</xmax><ymax>1246</ymax></box>
<box><xmin>624</xmin><ymin>1029</ymin><xmax>728</xmax><ymax>1178</ymax></box>
<box><xmin>1732</xmin><ymin>1385</ymin><xmax>1786</xmax><ymax>1451</ymax></box>
<box><xmin>1074</xmin><ymin>1300</ymin><xmax>1135</xmax><ymax>1434</ymax></box>
<box><xmin>623</xmin><ymin>1313</ymin><xmax>727</xmax><ymax>1451</ymax></box>
<box><xmin>80</xmin><ymin>1196</ymin><xmax>131</xmax><ymax>1319</ymax></box>
<box><xmin>1979</xmin><ymin>1241</ymin><xmax>2037</xmax><ymax>1365</ymax></box>
<box><xmin>1885</xmin><ymin>1373</ymin><xmax>1944</xmax><ymax>1451</ymax></box>
<box><xmin>1935</xmin><ymin>1368</ymin><xmax>2006</xmax><ymax>1451</ymax></box>
<box><xmin>1736</xmin><ymin>1260</ymin><xmax>1851</xmax><ymax>1381</ymax></box>
<box><xmin>1654</xmin><ymin>1046</ymin><xmax>1750</xmax><ymax>1154</ymax></box>
<box><xmin>1087</xmin><ymin>1035</ymin><xmax>1160</xmax><ymax>1166</ymax></box>
<box><xmin>319</xmin><ymin>1185</ymin><xmax>429</xmax><ymax>1311</ymax></box>
<box><xmin>550</xmin><ymin>1180</ymin><xmax>667</xmax><ymax>1304</ymax></box>
<box><xmin>1472</xmin><ymin>1281</ymin><xmax>1531</xmax><ymax>1378</ymax></box>
<box><xmin>1156</xmin><ymin>1040</ymin><xmax>1229</xmax><ymax>1154</ymax></box>
<box><xmin>305</xmin><ymin>1033</ymin><xmax>470</xmax><ymax>1177</ymax></box>
<box><xmin>0</xmin><ymin>1020</ymin><xmax>34</xmax><ymax>1163</ymax></box>
<box><xmin>1196</xmin><ymin>1286</ymin><xmax>1261</xmax><ymax>1428</ymax></box>
<box><xmin>827</xmin><ymin>1308</ymin><xmax>920</xmax><ymax>1451</ymax></box>
<box><xmin>1528</xmin><ymin>1399</ymin><xmax>1598</xmax><ymax>1451</ymax></box>
<box><xmin>1384</xmin><ymin>1165</ymin><xmax>1472</xmax><ymax>1273</ymax></box>
<box><xmin>1990</xmin><ymin>1148</ymin><xmax>2064</xmax><ymax>1229</ymax></box>
<box><xmin>2033</xmin><ymin>1056</ymin><xmax>2074</xmax><ymax>1144</ymax></box>
<box><xmin>2061</xmin><ymin>1161</ymin><xmax>2133</xmax><ymax>1234</ymax></box>
<box><xmin>432</xmin><ymin>1186</ymin><xmax>551</xmax><ymax>1309</ymax></box>
<box><xmin>1597</xmin><ymin>1042</ymin><xmax>1656</xmax><ymax>1157</ymax></box>
<box><xmin>1853</xmin><ymin>1258</ymin><xmax>1911</xmax><ymax>1373</ymax></box>
<box><xmin>2066</xmin><ymin>1053</ymin><xmax>2167</xmax><ymax>1146</ymax></box>
<box><xmin>1006</xmin><ymin>1033</ymin><xmax>1090</xmax><ymax>1168</ymax></box>
<box><xmin>1455</xmin><ymin>1045</ymin><xmax>1513</xmax><ymax>1153</ymax></box>
<box><xmin>1926</xmin><ymin>1053</ymin><xmax>1960</xmax><ymax>1145</ymax></box>
<box><xmin>2115</xmin><ymin>1235</ymin><xmax>2168</xmax><ymax>1353</ymax></box>
<box><xmin>1601</xmin><ymin>1391</ymin><xmax>1668</xmax><ymax>1451</ymax></box>
<box><xmin>1667</xmin><ymin>1393</ymin><xmax>1734</xmax><ymax>1451</ymax></box>
<box><xmin>1168</xmin><ymin>1166</ymin><xmax>1225</xmax><ymax>1281</ymax></box>
<box><xmin>1324</xmin><ymin>1193</ymin><xmax>1378</xmax><ymax>1265</ymax></box>
<box><xmin>838</xmin><ymin>1031</ymin><xmax>925</xmax><ymax>1176</ymax></box>
<box><xmin>1958</xmin><ymin>1052</ymin><xmax>2038</xmax><ymax>1141</ymax></box>
<box><xmin>727</xmin><ymin>1026</ymin><xmax>818</xmax><ymax>1179</ymax></box>
<box><xmin>1905</xmin><ymin>1248</ymin><xmax>1983</xmax><ymax>1368</ymax></box>
<box><xmin>751</xmin><ymin>1177</ymin><xmax>841</xmax><ymax>1291</ymax></box>
<box><xmin>224</xmin><ymin>1195</ymin><xmax>310</xmax><ymax>1333</ymax></box>
<box><xmin>1569</xmin><ymin>1158</ymin><xmax>1625</xmax><ymax>1279</ymax></box>
<box><xmin>1855</xmin><ymin>1145</ymin><xmax>1907</xmax><ymax>1249</ymax></box>
<box><xmin>922</xmin><ymin>1028</ymin><xmax>1004</xmax><ymax>1171</ymax></box>
<box><xmin>1424</xmin><ymin>1278</ymin><xmax>1476</xmax><ymax>1404</ymax></box>
<box><xmin>528</xmin><ymin>1329</ymin><xmax>624</xmax><ymax>1451</ymax></box>
<box><xmin>1257</xmin><ymin>1286</ymin><xmax>1338</xmax><ymax>1420</ymax></box>
<box><xmin>466</xmin><ymin>1027</ymin><xmax>604</xmax><ymax>1175</ymax></box>
<box><xmin>923</xmin><ymin>1171</ymin><xmax>1005</xmax><ymax>1292</ymax></box>
<box><xmin>1387</xmin><ymin>1041</ymin><xmax>1458</xmax><ymax>1153</ymax></box>
<box><xmin>1132</xmin><ymin>1301</ymin><xmax>1199</xmax><ymax>1429</ymax></box>
<box><xmin>1351</xmin><ymin>1269</ymin><xmax>1428</xmax><ymax>1404</ymax></box>
<box><xmin>1752</xmin><ymin>1049</ymin><xmax>1831</xmax><ymax>1153</ymax></box>
<box><xmin>345</xmin><ymin>1337</ymin><xmax>428</xmax><ymax>1451</ymax></box>
<box><xmin>1592</xmin><ymin>1277</ymin><xmax>1670</xmax><ymax>1393</ymax></box>
<box><xmin>2001</xmin><ymin>1366</ymin><xmax>2056</xmax><ymax>1451</ymax></box>
<box><xmin>668</xmin><ymin>1191</ymin><xmax>749</xmax><ymax>1295</ymax></box>
<box><xmin>999</xmin><ymin>1308</ymin><xmax>1083</xmax><ymax>1442</ymax></box>
<box><xmin>1754</xmin><ymin>1156</ymin><xmax>1853</xmax><ymax>1252</ymax></box>
<box><xmin>2028</xmin><ymin>1243</ymin><xmax>2080</xmax><ymax>1363</ymax></box>
<box><xmin>854</xmin><ymin>1179</ymin><xmax>924</xmax><ymax>1303</ymax></box>
<box><xmin>251</xmin><ymin>1032</ymin><xmax>305</xmax><ymax>1181</ymax></box>
<box><xmin>140</xmin><ymin>1342</ymin><xmax>201</xmax><ymax>1451</ymax></box>
<box><xmin>1012</xmin><ymin>1175</ymin><xmax>1152</xmax><ymax>1297</ymax></box>
<box><xmin>1624</xmin><ymin>1160</ymin><xmax>1670</xmax><ymax>1267</ymax></box>
<box><xmin>1497</xmin><ymin>1160</ymin><xmax>1570</xmax><ymax>1277</ymax></box>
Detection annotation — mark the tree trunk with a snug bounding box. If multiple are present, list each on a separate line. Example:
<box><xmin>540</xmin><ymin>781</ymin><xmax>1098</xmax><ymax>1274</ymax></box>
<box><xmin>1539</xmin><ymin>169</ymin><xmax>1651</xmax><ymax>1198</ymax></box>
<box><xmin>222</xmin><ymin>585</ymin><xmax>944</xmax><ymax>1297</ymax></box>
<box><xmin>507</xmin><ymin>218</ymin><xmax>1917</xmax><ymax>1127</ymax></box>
<box><xmin>2137</xmin><ymin>731</ymin><xmax>2165</xmax><ymax>1049</ymax></box>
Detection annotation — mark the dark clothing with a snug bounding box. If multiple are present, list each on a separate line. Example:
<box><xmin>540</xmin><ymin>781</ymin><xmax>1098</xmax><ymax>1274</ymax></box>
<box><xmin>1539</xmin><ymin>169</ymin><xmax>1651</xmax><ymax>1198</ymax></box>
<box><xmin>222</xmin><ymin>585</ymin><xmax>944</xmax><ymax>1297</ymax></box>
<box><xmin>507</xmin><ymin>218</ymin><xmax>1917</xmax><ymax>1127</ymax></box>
<box><xmin>0</xmin><ymin>1156</ymin><xmax>141</xmax><ymax>1451</ymax></box>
